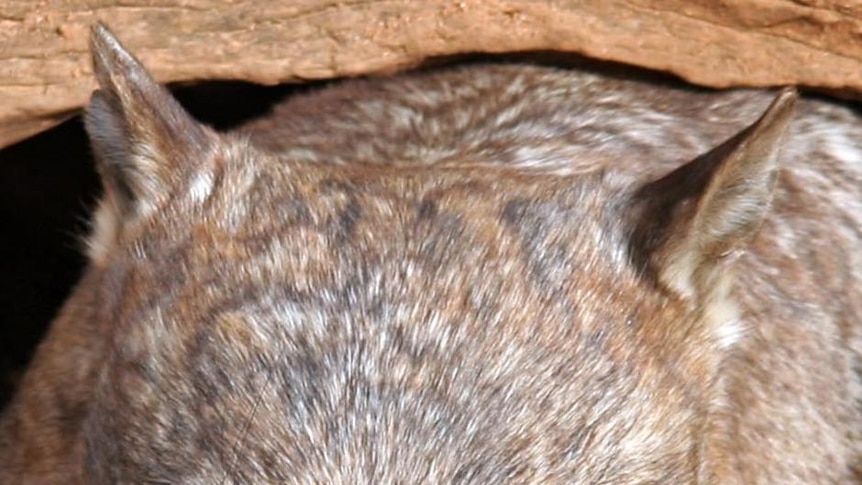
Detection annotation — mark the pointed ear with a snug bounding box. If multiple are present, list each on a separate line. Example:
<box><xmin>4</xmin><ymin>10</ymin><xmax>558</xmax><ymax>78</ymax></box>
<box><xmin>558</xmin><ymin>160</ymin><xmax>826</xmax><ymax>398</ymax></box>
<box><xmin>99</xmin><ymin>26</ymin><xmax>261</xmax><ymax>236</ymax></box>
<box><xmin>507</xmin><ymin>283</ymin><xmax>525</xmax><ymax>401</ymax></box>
<box><xmin>633</xmin><ymin>88</ymin><xmax>798</xmax><ymax>301</ymax></box>
<box><xmin>85</xmin><ymin>23</ymin><xmax>214</xmax><ymax>218</ymax></box>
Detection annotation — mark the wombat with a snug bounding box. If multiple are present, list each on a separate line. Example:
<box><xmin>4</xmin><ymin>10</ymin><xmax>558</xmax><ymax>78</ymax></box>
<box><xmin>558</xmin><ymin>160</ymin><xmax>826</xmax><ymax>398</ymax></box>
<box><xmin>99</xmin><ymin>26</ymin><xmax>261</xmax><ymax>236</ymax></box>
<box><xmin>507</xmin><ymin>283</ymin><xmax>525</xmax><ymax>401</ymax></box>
<box><xmin>1</xmin><ymin>23</ymin><xmax>860</xmax><ymax>484</ymax></box>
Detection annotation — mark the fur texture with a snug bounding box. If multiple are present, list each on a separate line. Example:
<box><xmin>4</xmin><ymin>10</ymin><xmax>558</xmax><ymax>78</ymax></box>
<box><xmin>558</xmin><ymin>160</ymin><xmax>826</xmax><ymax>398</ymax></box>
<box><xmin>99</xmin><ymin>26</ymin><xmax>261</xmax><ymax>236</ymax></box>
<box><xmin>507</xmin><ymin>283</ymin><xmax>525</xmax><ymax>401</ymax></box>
<box><xmin>1</xmin><ymin>25</ymin><xmax>860</xmax><ymax>484</ymax></box>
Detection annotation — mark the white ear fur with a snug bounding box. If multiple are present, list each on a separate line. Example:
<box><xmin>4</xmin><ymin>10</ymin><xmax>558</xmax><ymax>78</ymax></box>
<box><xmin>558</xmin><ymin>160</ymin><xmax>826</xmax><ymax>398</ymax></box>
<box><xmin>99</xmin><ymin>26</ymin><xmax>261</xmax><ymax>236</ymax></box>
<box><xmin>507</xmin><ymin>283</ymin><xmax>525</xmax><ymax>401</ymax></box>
<box><xmin>637</xmin><ymin>88</ymin><xmax>798</xmax><ymax>301</ymax></box>
<box><xmin>84</xmin><ymin>24</ymin><xmax>215</xmax><ymax>260</ymax></box>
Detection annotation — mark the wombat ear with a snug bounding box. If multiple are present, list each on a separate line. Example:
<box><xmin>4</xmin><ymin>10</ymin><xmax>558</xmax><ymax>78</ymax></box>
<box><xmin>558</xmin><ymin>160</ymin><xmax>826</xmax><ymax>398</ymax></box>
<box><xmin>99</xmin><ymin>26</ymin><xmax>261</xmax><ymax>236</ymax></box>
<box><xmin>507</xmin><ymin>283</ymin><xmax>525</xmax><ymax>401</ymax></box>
<box><xmin>634</xmin><ymin>88</ymin><xmax>798</xmax><ymax>301</ymax></box>
<box><xmin>85</xmin><ymin>23</ymin><xmax>214</xmax><ymax>218</ymax></box>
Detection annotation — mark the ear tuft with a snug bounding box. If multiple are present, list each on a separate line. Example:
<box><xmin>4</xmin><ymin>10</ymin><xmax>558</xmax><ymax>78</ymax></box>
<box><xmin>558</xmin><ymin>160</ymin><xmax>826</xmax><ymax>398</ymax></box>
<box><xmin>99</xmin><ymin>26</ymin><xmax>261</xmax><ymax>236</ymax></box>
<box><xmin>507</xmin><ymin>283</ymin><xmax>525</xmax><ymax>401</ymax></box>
<box><xmin>89</xmin><ymin>23</ymin><xmax>150</xmax><ymax>94</ymax></box>
<box><xmin>85</xmin><ymin>23</ymin><xmax>213</xmax><ymax>217</ymax></box>
<box><xmin>634</xmin><ymin>88</ymin><xmax>798</xmax><ymax>301</ymax></box>
<box><xmin>84</xmin><ymin>23</ymin><xmax>215</xmax><ymax>263</ymax></box>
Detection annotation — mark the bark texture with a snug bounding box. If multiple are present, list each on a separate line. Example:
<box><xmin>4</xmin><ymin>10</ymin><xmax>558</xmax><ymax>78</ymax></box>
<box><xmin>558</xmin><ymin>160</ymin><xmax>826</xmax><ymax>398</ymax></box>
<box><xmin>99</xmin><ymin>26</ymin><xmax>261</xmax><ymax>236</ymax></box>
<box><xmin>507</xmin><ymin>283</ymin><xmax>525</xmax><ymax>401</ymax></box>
<box><xmin>2</xmin><ymin>0</ymin><xmax>862</xmax><ymax>149</ymax></box>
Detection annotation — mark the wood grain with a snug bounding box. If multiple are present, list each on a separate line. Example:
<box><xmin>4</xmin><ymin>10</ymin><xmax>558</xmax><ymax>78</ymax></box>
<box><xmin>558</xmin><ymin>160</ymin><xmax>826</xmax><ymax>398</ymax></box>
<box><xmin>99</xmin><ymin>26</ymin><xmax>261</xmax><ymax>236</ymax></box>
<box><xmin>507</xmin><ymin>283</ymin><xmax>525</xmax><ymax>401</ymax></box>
<box><xmin>2</xmin><ymin>0</ymin><xmax>861</xmax><ymax>149</ymax></box>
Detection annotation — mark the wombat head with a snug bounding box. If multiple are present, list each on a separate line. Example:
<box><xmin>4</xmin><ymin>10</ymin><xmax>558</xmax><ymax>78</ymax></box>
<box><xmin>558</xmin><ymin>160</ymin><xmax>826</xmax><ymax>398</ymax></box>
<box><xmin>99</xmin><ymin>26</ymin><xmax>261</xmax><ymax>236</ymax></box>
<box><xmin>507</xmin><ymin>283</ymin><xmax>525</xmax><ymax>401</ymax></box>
<box><xmin>74</xmin><ymin>25</ymin><xmax>796</xmax><ymax>483</ymax></box>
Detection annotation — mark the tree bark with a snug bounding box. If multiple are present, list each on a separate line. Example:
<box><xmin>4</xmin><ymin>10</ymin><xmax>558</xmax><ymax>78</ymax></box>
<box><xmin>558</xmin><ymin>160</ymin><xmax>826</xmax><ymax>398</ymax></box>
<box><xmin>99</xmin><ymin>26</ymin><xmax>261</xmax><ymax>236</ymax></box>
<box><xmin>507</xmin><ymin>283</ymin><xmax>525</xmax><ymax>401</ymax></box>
<box><xmin>2</xmin><ymin>0</ymin><xmax>862</xmax><ymax>149</ymax></box>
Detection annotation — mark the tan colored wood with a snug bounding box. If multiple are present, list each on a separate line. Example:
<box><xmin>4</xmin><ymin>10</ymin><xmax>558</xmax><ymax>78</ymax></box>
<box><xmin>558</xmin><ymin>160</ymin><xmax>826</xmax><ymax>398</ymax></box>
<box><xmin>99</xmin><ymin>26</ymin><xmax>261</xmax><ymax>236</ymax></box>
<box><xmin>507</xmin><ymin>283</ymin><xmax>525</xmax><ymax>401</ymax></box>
<box><xmin>2</xmin><ymin>0</ymin><xmax>861</xmax><ymax>149</ymax></box>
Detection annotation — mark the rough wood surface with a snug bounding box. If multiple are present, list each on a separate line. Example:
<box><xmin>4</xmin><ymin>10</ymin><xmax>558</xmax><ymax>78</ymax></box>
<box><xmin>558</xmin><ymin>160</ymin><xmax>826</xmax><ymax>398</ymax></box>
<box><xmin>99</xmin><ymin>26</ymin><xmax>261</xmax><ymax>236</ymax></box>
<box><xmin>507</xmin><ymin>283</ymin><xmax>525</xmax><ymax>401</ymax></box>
<box><xmin>2</xmin><ymin>0</ymin><xmax>862</xmax><ymax>149</ymax></box>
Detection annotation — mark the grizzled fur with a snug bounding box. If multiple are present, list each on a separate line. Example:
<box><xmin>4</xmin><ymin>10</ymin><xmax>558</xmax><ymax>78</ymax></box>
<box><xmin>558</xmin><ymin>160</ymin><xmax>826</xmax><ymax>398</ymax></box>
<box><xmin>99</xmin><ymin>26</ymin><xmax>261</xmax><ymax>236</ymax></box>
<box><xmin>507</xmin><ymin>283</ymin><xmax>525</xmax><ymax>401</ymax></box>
<box><xmin>1</xmin><ymin>24</ymin><xmax>861</xmax><ymax>484</ymax></box>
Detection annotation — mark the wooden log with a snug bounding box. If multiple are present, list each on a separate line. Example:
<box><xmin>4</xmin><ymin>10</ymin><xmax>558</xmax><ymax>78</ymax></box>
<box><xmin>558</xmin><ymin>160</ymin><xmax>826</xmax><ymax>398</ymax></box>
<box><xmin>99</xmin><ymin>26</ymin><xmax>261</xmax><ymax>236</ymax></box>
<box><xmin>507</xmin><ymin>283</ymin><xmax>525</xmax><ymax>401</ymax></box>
<box><xmin>2</xmin><ymin>0</ymin><xmax>861</xmax><ymax>149</ymax></box>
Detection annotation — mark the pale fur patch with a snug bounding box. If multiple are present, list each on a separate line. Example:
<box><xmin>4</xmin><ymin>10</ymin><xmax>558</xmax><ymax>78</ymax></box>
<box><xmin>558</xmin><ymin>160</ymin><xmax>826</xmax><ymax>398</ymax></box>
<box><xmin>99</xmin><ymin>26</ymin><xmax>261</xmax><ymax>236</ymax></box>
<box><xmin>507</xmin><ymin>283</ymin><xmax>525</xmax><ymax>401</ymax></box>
<box><xmin>661</xmin><ymin>246</ymin><xmax>746</xmax><ymax>349</ymax></box>
<box><xmin>188</xmin><ymin>170</ymin><xmax>215</xmax><ymax>203</ymax></box>
<box><xmin>86</xmin><ymin>198</ymin><xmax>120</xmax><ymax>266</ymax></box>
<box><xmin>659</xmin><ymin>246</ymin><xmax>698</xmax><ymax>301</ymax></box>
<box><xmin>705</xmin><ymin>295</ymin><xmax>745</xmax><ymax>349</ymax></box>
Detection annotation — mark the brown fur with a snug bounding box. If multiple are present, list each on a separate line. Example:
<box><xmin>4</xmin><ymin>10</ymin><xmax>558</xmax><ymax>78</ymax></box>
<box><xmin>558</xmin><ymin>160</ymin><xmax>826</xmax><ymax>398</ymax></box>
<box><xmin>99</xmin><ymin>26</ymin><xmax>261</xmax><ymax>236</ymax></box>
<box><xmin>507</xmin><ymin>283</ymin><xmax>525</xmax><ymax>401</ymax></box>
<box><xmin>1</xmin><ymin>24</ymin><xmax>860</xmax><ymax>483</ymax></box>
